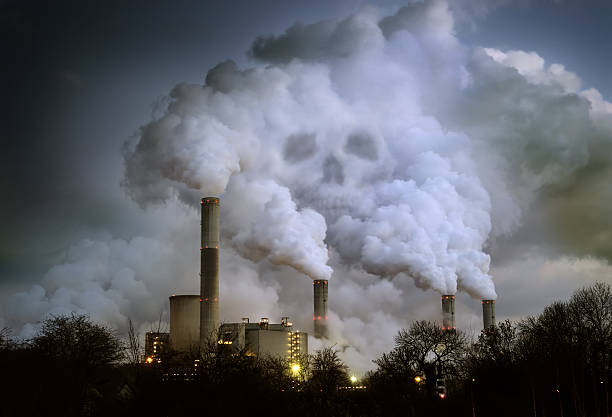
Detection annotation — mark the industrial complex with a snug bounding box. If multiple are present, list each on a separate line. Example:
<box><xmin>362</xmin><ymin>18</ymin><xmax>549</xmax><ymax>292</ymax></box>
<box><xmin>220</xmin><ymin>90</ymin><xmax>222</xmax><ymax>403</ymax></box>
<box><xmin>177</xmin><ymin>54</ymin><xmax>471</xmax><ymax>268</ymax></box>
<box><xmin>143</xmin><ymin>196</ymin><xmax>496</xmax><ymax>364</ymax></box>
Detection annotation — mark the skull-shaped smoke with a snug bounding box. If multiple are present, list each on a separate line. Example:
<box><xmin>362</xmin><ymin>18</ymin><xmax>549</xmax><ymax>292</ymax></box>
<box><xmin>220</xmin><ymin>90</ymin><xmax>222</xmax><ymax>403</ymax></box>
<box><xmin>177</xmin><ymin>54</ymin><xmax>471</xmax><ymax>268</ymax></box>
<box><xmin>125</xmin><ymin>0</ymin><xmax>611</xmax><ymax>304</ymax></box>
<box><xmin>125</xmin><ymin>2</ymin><xmax>499</xmax><ymax>297</ymax></box>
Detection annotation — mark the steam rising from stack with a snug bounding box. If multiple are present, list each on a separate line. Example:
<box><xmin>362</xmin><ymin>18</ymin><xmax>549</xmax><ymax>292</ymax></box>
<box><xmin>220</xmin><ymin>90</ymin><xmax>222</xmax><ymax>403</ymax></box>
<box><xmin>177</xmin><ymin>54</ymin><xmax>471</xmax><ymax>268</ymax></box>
<box><xmin>313</xmin><ymin>280</ymin><xmax>328</xmax><ymax>339</ymax></box>
<box><xmin>200</xmin><ymin>197</ymin><xmax>220</xmax><ymax>346</ymax></box>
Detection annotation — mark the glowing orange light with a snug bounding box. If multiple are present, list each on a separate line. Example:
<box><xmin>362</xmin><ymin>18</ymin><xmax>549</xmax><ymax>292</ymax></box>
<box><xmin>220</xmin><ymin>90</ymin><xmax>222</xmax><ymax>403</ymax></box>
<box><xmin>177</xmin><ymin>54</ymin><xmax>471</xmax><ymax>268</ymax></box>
<box><xmin>439</xmin><ymin>393</ymin><xmax>446</xmax><ymax>399</ymax></box>
<box><xmin>146</xmin><ymin>356</ymin><xmax>154</xmax><ymax>364</ymax></box>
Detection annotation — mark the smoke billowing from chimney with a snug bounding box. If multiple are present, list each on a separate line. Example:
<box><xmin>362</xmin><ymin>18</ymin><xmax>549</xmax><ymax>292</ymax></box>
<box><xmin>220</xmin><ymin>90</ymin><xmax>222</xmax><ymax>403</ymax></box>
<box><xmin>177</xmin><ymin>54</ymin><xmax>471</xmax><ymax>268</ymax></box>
<box><xmin>122</xmin><ymin>1</ymin><xmax>505</xmax><ymax>299</ymax></box>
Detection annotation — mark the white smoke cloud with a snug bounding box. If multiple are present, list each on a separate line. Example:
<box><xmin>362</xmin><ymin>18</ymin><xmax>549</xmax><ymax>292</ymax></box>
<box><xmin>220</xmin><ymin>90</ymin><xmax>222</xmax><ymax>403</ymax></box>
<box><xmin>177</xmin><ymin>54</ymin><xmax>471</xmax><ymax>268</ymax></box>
<box><xmin>123</xmin><ymin>0</ymin><xmax>503</xmax><ymax>299</ymax></box>
<box><xmin>223</xmin><ymin>176</ymin><xmax>332</xmax><ymax>280</ymax></box>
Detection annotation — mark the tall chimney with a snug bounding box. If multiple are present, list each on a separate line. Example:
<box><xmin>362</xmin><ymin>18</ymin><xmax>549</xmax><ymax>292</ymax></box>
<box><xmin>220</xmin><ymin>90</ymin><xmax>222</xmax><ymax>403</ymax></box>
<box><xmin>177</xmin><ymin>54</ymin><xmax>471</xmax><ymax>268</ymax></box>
<box><xmin>313</xmin><ymin>279</ymin><xmax>328</xmax><ymax>339</ymax></box>
<box><xmin>200</xmin><ymin>197</ymin><xmax>220</xmax><ymax>348</ymax></box>
<box><xmin>482</xmin><ymin>299</ymin><xmax>496</xmax><ymax>330</ymax></box>
<box><xmin>441</xmin><ymin>294</ymin><xmax>455</xmax><ymax>331</ymax></box>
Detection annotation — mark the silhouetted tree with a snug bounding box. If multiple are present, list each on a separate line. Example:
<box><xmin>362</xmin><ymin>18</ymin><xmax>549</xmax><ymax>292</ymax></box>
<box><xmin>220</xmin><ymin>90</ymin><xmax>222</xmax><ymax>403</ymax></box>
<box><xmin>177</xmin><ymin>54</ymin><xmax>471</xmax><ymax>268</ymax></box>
<box><xmin>376</xmin><ymin>320</ymin><xmax>469</xmax><ymax>384</ymax></box>
<box><xmin>30</xmin><ymin>313</ymin><xmax>124</xmax><ymax>416</ymax></box>
<box><xmin>126</xmin><ymin>318</ymin><xmax>141</xmax><ymax>365</ymax></box>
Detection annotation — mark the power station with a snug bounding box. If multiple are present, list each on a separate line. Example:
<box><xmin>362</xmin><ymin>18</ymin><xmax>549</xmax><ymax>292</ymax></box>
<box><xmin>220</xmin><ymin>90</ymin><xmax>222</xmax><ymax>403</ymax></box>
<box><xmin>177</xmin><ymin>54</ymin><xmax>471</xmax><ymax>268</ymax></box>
<box><xmin>161</xmin><ymin>196</ymin><xmax>497</xmax><ymax>364</ymax></box>
<box><xmin>165</xmin><ymin>196</ymin><xmax>311</xmax><ymax>361</ymax></box>
<box><xmin>218</xmin><ymin>317</ymin><xmax>308</xmax><ymax>361</ymax></box>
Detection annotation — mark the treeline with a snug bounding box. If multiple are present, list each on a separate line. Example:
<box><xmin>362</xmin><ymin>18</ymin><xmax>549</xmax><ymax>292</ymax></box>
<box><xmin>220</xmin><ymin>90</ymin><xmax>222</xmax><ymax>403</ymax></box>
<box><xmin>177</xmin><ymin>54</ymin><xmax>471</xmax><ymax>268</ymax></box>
<box><xmin>0</xmin><ymin>282</ymin><xmax>610</xmax><ymax>417</ymax></box>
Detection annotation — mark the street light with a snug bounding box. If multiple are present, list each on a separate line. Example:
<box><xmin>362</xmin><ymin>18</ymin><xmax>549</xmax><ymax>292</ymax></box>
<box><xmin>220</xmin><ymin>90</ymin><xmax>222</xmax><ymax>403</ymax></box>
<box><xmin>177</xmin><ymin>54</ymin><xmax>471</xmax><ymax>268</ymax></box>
<box><xmin>291</xmin><ymin>363</ymin><xmax>300</xmax><ymax>375</ymax></box>
<box><xmin>350</xmin><ymin>375</ymin><xmax>357</xmax><ymax>384</ymax></box>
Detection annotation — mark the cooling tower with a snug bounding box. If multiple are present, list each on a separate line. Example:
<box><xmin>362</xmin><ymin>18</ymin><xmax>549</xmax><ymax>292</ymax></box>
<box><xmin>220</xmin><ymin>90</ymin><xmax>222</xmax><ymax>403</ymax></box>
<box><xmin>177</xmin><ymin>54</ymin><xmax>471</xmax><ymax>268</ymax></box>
<box><xmin>441</xmin><ymin>295</ymin><xmax>456</xmax><ymax>331</ymax></box>
<box><xmin>200</xmin><ymin>197</ymin><xmax>220</xmax><ymax>347</ymax></box>
<box><xmin>169</xmin><ymin>294</ymin><xmax>200</xmax><ymax>352</ymax></box>
<box><xmin>482</xmin><ymin>299</ymin><xmax>496</xmax><ymax>330</ymax></box>
<box><xmin>313</xmin><ymin>279</ymin><xmax>328</xmax><ymax>339</ymax></box>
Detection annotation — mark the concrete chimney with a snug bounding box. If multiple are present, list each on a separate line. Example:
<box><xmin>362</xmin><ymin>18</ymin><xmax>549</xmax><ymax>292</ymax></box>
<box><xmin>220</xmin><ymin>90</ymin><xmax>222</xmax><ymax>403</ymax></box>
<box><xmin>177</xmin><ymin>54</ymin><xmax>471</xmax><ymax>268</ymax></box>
<box><xmin>313</xmin><ymin>279</ymin><xmax>328</xmax><ymax>339</ymax></box>
<box><xmin>200</xmin><ymin>197</ymin><xmax>220</xmax><ymax>347</ymax></box>
<box><xmin>441</xmin><ymin>294</ymin><xmax>456</xmax><ymax>331</ymax></box>
<box><xmin>482</xmin><ymin>299</ymin><xmax>496</xmax><ymax>330</ymax></box>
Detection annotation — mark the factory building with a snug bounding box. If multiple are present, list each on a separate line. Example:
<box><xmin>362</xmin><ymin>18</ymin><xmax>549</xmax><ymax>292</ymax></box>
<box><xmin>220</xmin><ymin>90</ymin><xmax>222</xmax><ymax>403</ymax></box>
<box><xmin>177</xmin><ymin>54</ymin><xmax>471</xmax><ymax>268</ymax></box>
<box><xmin>218</xmin><ymin>317</ymin><xmax>308</xmax><ymax>361</ymax></box>
<box><xmin>167</xmin><ymin>196</ymin><xmax>312</xmax><ymax>359</ymax></box>
<box><xmin>144</xmin><ymin>332</ymin><xmax>170</xmax><ymax>364</ymax></box>
<box><xmin>169</xmin><ymin>294</ymin><xmax>200</xmax><ymax>352</ymax></box>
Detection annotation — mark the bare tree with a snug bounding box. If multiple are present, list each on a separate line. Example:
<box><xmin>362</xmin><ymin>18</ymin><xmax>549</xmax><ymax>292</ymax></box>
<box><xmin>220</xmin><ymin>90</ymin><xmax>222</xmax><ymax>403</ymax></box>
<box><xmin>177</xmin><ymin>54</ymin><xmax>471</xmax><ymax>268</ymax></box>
<box><xmin>126</xmin><ymin>318</ymin><xmax>142</xmax><ymax>365</ymax></box>
<box><xmin>375</xmin><ymin>320</ymin><xmax>469</xmax><ymax>384</ymax></box>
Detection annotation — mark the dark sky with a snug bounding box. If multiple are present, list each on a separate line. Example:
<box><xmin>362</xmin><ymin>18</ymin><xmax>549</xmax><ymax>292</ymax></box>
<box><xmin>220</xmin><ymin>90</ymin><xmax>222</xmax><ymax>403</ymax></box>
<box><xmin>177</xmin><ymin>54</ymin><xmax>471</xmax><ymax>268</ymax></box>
<box><xmin>2</xmin><ymin>0</ymin><xmax>380</xmax><ymax>283</ymax></box>
<box><xmin>3</xmin><ymin>0</ymin><xmax>610</xmax><ymax>279</ymax></box>
<box><xmin>2</xmin><ymin>1</ymin><xmax>612</xmax><ymax>362</ymax></box>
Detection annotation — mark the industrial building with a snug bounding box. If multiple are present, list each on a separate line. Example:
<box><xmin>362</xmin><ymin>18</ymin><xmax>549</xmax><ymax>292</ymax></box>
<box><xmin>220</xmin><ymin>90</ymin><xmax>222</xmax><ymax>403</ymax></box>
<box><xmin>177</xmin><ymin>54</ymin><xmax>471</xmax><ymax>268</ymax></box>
<box><xmin>218</xmin><ymin>317</ymin><xmax>308</xmax><ymax>361</ymax></box>
<box><xmin>166</xmin><ymin>195</ymin><xmax>502</xmax><ymax>364</ymax></box>
<box><xmin>167</xmin><ymin>195</ymin><xmax>502</xmax><ymax>359</ymax></box>
<box><xmin>144</xmin><ymin>332</ymin><xmax>170</xmax><ymax>364</ymax></box>
<box><xmin>166</xmin><ymin>196</ymin><xmax>312</xmax><ymax>359</ymax></box>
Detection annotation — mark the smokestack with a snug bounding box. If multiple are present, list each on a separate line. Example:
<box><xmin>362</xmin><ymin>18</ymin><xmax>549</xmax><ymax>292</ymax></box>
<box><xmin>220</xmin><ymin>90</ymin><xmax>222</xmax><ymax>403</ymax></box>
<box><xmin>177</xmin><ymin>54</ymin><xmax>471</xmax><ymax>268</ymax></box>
<box><xmin>482</xmin><ymin>299</ymin><xmax>496</xmax><ymax>330</ymax></box>
<box><xmin>200</xmin><ymin>197</ymin><xmax>220</xmax><ymax>347</ymax></box>
<box><xmin>313</xmin><ymin>279</ymin><xmax>328</xmax><ymax>339</ymax></box>
<box><xmin>441</xmin><ymin>295</ymin><xmax>455</xmax><ymax>331</ymax></box>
